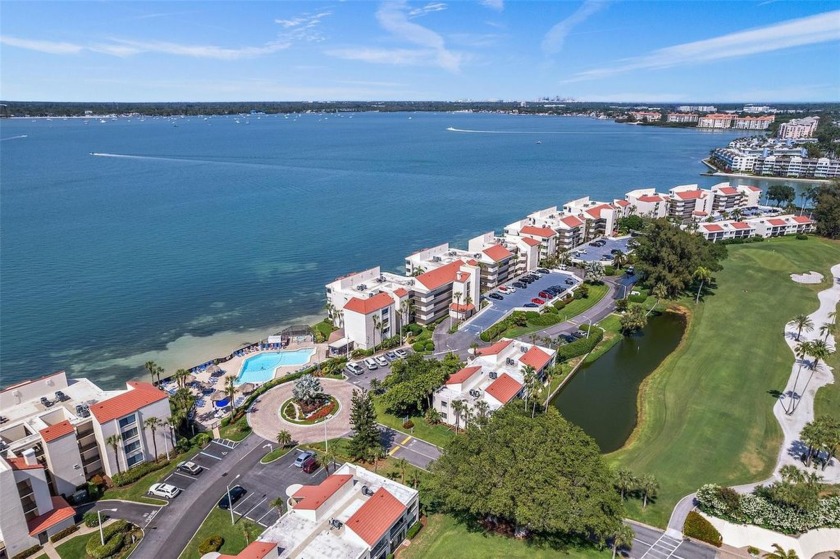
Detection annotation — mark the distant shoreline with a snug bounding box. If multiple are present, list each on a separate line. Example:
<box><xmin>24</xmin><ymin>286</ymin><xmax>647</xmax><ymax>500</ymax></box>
<box><xmin>700</xmin><ymin>159</ymin><xmax>831</xmax><ymax>184</ymax></box>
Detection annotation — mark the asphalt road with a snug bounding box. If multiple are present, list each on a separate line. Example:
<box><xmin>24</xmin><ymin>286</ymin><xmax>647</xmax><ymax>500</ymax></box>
<box><xmin>88</xmin><ymin>500</ymin><xmax>162</xmax><ymax>529</ymax></box>
<box><xmin>627</xmin><ymin>522</ymin><xmax>716</xmax><ymax>559</ymax></box>
<box><xmin>380</xmin><ymin>426</ymin><xmax>441</xmax><ymax>470</ymax></box>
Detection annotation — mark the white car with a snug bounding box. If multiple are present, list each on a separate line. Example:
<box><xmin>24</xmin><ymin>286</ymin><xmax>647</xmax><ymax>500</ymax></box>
<box><xmin>148</xmin><ymin>483</ymin><xmax>181</xmax><ymax>499</ymax></box>
<box><xmin>364</xmin><ymin>358</ymin><xmax>378</xmax><ymax>370</ymax></box>
<box><xmin>394</xmin><ymin>349</ymin><xmax>409</xmax><ymax>359</ymax></box>
<box><xmin>345</xmin><ymin>362</ymin><xmax>364</xmax><ymax>376</ymax></box>
<box><xmin>375</xmin><ymin>356</ymin><xmax>388</xmax><ymax>367</ymax></box>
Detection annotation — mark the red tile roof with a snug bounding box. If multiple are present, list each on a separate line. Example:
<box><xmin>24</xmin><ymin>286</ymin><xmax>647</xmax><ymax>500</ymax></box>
<box><xmin>89</xmin><ymin>382</ymin><xmax>168</xmax><ymax>424</ymax></box>
<box><xmin>343</xmin><ymin>292</ymin><xmax>394</xmax><ymax>315</ymax></box>
<box><xmin>585</xmin><ymin>204</ymin><xmax>614</xmax><ymax>219</ymax></box>
<box><xmin>8</xmin><ymin>457</ymin><xmax>44</xmax><ymax>471</ymax></box>
<box><xmin>456</xmin><ymin>272</ymin><xmax>471</xmax><ymax>283</ymax></box>
<box><xmin>519</xmin><ymin>346</ymin><xmax>553</xmax><ymax>371</ymax></box>
<box><xmin>414</xmin><ymin>260</ymin><xmax>464</xmax><ymax>290</ymax></box>
<box><xmin>729</xmin><ymin>221</ymin><xmax>752</xmax><ymax>229</ymax></box>
<box><xmin>477</xmin><ymin>339</ymin><xmax>512</xmax><ymax>356</ymax></box>
<box><xmin>692</xmin><ymin>211</ymin><xmax>708</xmax><ymax>216</ymax></box>
<box><xmin>792</xmin><ymin>216</ymin><xmax>812</xmax><ymax>224</ymax></box>
<box><xmin>40</xmin><ymin>420</ymin><xmax>74</xmax><ymax>443</ymax></box>
<box><xmin>292</xmin><ymin>474</ymin><xmax>353</xmax><ymax>510</ymax></box>
<box><xmin>703</xmin><ymin>224</ymin><xmax>724</xmax><ymax>232</ymax></box>
<box><xmin>637</xmin><ymin>195</ymin><xmax>664</xmax><ymax>203</ymax></box>
<box><xmin>27</xmin><ymin>497</ymin><xmax>74</xmax><ymax>536</ymax></box>
<box><xmin>716</xmin><ymin>186</ymin><xmax>739</xmax><ymax>195</ymax></box>
<box><xmin>449</xmin><ymin>303</ymin><xmax>475</xmax><ymax>313</ymax></box>
<box><xmin>483</xmin><ymin>244</ymin><xmax>513</xmax><ymax>262</ymax></box>
<box><xmin>615</xmin><ymin>200</ymin><xmax>630</xmax><ymax>207</ymax></box>
<box><xmin>393</xmin><ymin>288</ymin><xmax>408</xmax><ymax>298</ymax></box>
<box><xmin>485</xmin><ymin>374</ymin><xmax>523</xmax><ymax>405</ymax></box>
<box><xmin>346</xmin><ymin>487</ymin><xmax>406</xmax><ymax>546</ymax></box>
<box><xmin>218</xmin><ymin>542</ymin><xmax>277</xmax><ymax>559</ymax></box>
<box><xmin>745</xmin><ymin>185</ymin><xmax>762</xmax><ymax>192</ymax></box>
<box><xmin>520</xmin><ymin>237</ymin><xmax>541</xmax><ymax>247</ymax></box>
<box><xmin>520</xmin><ymin>225</ymin><xmax>556</xmax><ymax>238</ymax></box>
<box><xmin>768</xmin><ymin>218</ymin><xmax>787</xmax><ymax>226</ymax></box>
<box><xmin>466</xmin><ymin>258</ymin><xmax>479</xmax><ymax>266</ymax></box>
<box><xmin>673</xmin><ymin>190</ymin><xmax>704</xmax><ymax>200</ymax></box>
<box><xmin>446</xmin><ymin>366</ymin><xmax>482</xmax><ymax>385</ymax></box>
<box><xmin>560</xmin><ymin>215</ymin><xmax>584</xmax><ymax>228</ymax></box>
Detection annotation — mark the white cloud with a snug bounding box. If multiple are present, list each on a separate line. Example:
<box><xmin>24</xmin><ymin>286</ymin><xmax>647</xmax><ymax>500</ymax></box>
<box><xmin>479</xmin><ymin>0</ymin><xmax>504</xmax><ymax>11</ymax></box>
<box><xmin>325</xmin><ymin>47</ymin><xmax>439</xmax><ymax>66</ymax></box>
<box><xmin>542</xmin><ymin>0</ymin><xmax>608</xmax><ymax>55</ymax></box>
<box><xmin>567</xmin><ymin>10</ymin><xmax>840</xmax><ymax>82</ymax></box>
<box><xmin>375</xmin><ymin>1</ymin><xmax>463</xmax><ymax>71</ymax></box>
<box><xmin>408</xmin><ymin>2</ymin><xmax>447</xmax><ymax>18</ymax></box>
<box><xmin>0</xmin><ymin>36</ymin><xmax>84</xmax><ymax>55</ymax></box>
<box><xmin>275</xmin><ymin>11</ymin><xmax>332</xmax><ymax>29</ymax></box>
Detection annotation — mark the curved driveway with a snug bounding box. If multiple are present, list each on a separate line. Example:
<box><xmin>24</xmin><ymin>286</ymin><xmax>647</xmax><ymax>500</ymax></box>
<box><xmin>248</xmin><ymin>378</ymin><xmax>355</xmax><ymax>443</ymax></box>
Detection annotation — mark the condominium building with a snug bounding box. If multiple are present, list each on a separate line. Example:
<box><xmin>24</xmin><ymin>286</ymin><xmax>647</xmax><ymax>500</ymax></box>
<box><xmin>677</xmin><ymin>105</ymin><xmax>717</xmax><ymax>113</ymax></box>
<box><xmin>405</xmin><ymin>249</ymin><xmax>480</xmax><ymax>325</ymax></box>
<box><xmin>667</xmin><ymin>185</ymin><xmax>713</xmax><ymax>222</ymax></box>
<box><xmin>629</xmin><ymin>111</ymin><xmax>661</xmax><ymax>122</ymax></box>
<box><xmin>778</xmin><ymin>117</ymin><xmax>819</xmax><ymax>139</ymax></box>
<box><xmin>0</xmin><ymin>372</ymin><xmax>172</xmax><ymax>557</ymax></box>
<box><xmin>624</xmin><ymin>189</ymin><xmax>669</xmax><ymax>218</ymax></box>
<box><xmin>562</xmin><ymin>197</ymin><xmax>617</xmax><ymax>240</ymax></box>
<box><xmin>324</xmin><ymin>267</ymin><xmax>412</xmax><ymax>351</ymax></box>
<box><xmin>754</xmin><ymin>155</ymin><xmax>840</xmax><ymax>179</ymax></box>
<box><xmin>711</xmin><ymin>148</ymin><xmax>757</xmax><ymax>172</ymax></box>
<box><xmin>223</xmin><ymin>463</ymin><xmax>419</xmax><ymax>559</ymax></box>
<box><xmin>666</xmin><ymin>113</ymin><xmax>699</xmax><ymax>124</ymax></box>
<box><xmin>732</xmin><ymin>116</ymin><xmax>774</xmax><ymax>130</ymax></box>
<box><xmin>431</xmin><ymin>338</ymin><xmax>556</xmax><ymax>427</ymax></box>
<box><xmin>697</xmin><ymin>215</ymin><xmax>814</xmax><ymax>242</ymax></box>
<box><xmin>698</xmin><ymin>113</ymin><xmax>735</xmax><ymax>129</ymax></box>
<box><xmin>466</xmin><ymin>233</ymin><xmax>519</xmax><ymax>290</ymax></box>
<box><xmin>742</xmin><ymin>105</ymin><xmax>773</xmax><ymax>114</ymax></box>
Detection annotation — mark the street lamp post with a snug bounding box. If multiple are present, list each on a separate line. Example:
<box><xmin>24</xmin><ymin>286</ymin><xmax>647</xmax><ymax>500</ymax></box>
<box><xmin>227</xmin><ymin>474</ymin><xmax>241</xmax><ymax>526</ymax></box>
<box><xmin>98</xmin><ymin>508</ymin><xmax>118</xmax><ymax>546</ymax></box>
<box><xmin>324</xmin><ymin>417</ymin><xmax>328</xmax><ymax>453</ymax></box>
<box><xmin>162</xmin><ymin>423</ymin><xmax>171</xmax><ymax>460</ymax></box>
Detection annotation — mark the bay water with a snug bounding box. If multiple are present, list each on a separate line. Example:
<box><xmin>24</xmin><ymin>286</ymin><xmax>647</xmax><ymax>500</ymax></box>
<box><xmin>0</xmin><ymin>112</ymin><xmax>811</xmax><ymax>388</ymax></box>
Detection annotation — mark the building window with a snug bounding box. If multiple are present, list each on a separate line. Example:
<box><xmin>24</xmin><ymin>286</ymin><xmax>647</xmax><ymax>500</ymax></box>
<box><xmin>440</xmin><ymin>401</ymin><xmax>448</xmax><ymax>408</ymax></box>
<box><xmin>440</xmin><ymin>412</ymin><xmax>447</xmax><ymax>419</ymax></box>
<box><xmin>122</xmin><ymin>427</ymin><xmax>139</xmax><ymax>440</ymax></box>
<box><xmin>124</xmin><ymin>440</ymin><xmax>141</xmax><ymax>454</ymax></box>
<box><xmin>118</xmin><ymin>415</ymin><xmax>136</xmax><ymax>429</ymax></box>
<box><xmin>126</xmin><ymin>453</ymin><xmax>144</xmax><ymax>468</ymax></box>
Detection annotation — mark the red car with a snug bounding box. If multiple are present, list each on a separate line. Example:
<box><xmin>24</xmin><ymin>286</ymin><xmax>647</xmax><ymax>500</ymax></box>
<box><xmin>531</xmin><ymin>298</ymin><xmax>545</xmax><ymax>305</ymax></box>
<box><xmin>538</xmin><ymin>291</ymin><xmax>551</xmax><ymax>299</ymax></box>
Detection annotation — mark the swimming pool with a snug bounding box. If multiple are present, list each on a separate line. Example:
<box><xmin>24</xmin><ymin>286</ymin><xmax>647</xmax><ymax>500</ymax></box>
<box><xmin>237</xmin><ymin>349</ymin><xmax>316</xmax><ymax>384</ymax></box>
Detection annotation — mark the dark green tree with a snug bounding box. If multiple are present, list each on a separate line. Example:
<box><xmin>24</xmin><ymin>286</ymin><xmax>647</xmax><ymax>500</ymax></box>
<box><xmin>620</xmin><ymin>304</ymin><xmax>648</xmax><ymax>334</ymax></box>
<box><xmin>767</xmin><ymin>184</ymin><xmax>796</xmax><ymax>207</ymax></box>
<box><xmin>812</xmin><ymin>180</ymin><xmax>840</xmax><ymax>239</ymax></box>
<box><xmin>347</xmin><ymin>389</ymin><xmax>382</xmax><ymax>462</ymax></box>
<box><xmin>428</xmin><ymin>403</ymin><xmax>624</xmax><ymax>543</ymax></box>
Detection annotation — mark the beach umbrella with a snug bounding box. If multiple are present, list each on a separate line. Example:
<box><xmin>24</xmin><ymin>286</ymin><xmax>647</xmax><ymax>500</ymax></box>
<box><xmin>239</xmin><ymin>382</ymin><xmax>255</xmax><ymax>394</ymax></box>
<box><xmin>207</xmin><ymin>364</ymin><xmax>221</xmax><ymax>375</ymax></box>
<box><xmin>211</xmin><ymin>390</ymin><xmax>227</xmax><ymax>402</ymax></box>
<box><xmin>185</xmin><ymin>374</ymin><xmax>196</xmax><ymax>384</ymax></box>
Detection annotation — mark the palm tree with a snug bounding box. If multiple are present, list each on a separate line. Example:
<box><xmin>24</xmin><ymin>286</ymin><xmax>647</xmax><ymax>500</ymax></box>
<box><xmin>522</xmin><ymin>365</ymin><xmax>537</xmax><ymax>411</ymax></box>
<box><xmin>615</xmin><ymin>468</ymin><xmax>638</xmax><ymax>500</ymax></box>
<box><xmin>640</xmin><ymin>474</ymin><xmax>659</xmax><ymax>508</ymax></box>
<box><xmin>611</xmin><ymin>525</ymin><xmax>635</xmax><ymax>559</ymax></box>
<box><xmin>224</xmin><ymin>375</ymin><xmax>237</xmax><ymax>414</ymax></box>
<box><xmin>693</xmin><ymin>266</ymin><xmax>712</xmax><ymax>304</ymax></box>
<box><xmin>789</xmin><ymin>314</ymin><xmax>814</xmax><ymax>341</ymax></box>
<box><xmin>819</xmin><ymin>322</ymin><xmax>836</xmax><ymax>342</ymax></box>
<box><xmin>143</xmin><ymin>417</ymin><xmax>161</xmax><ymax>461</ymax></box>
<box><xmin>473</xmin><ymin>399</ymin><xmax>490</xmax><ymax>421</ymax></box>
<box><xmin>763</xmin><ymin>544</ymin><xmax>798</xmax><ymax>559</ymax></box>
<box><xmin>464</xmin><ymin>293</ymin><xmax>473</xmax><ymax>315</ymax></box>
<box><xmin>732</xmin><ymin>207</ymin><xmax>743</xmax><ymax>222</ymax></box>
<box><xmin>799</xmin><ymin>421</ymin><xmax>822</xmax><ymax>467</ymax></box>
<box><xmin>396</xmin><ymin>458</ymin><xmax>408</xmax><ymax>484</ymax></box>
<box><xmin>144</xmin><ymin>361</ymin><xmax>162</xmax><ymax>386</ymax></box>
<box><xmin>612</xmin><ymin>250</ymin><xmax>627</xmax><ymax>270</ymax></box>
<box><xmin>400</xmin><ymin>298</ymin><xmax>413</xmax><ymax>343</ymax></box>
<box><xmin>649</xmin><ymin>284</ymin><xmax>668</xmax><ymax>316</ymax></box>
<box><xmin>322</xmin><ymin>446</ymin><xmax>338</xmax><ymax>474</ymax></box>
<box><xmin>270</xmin><ymin>497</ymin><xmax>286</xmax><ymax>514</ymax></box>
<box><xmin>276</xmin><ymin>429</ymin><xmax>292</xmax><ymax>448</ymax></box>
<box><xmin>787</xmin><ymin>341</ymin><xmax>812</xmax><ymax>414</ymax></box>
<box><xmin>174</xmin><ymin>368</ymin><xmax>189</xmax><ymax>388</ymax></box>
<box><xmin>451</xmin><ymin>399</ymin><xmax>466</xmax><ymax>434</ymax></box>
<box><xmin>371</xmin><ymin>314</ymin><xmax>381</xmax><ymax>352</ymax></box>
<box><xmin>106</xmin><ymin>434</ymin><xmax>123</xmax><ymax>475</ymax></box>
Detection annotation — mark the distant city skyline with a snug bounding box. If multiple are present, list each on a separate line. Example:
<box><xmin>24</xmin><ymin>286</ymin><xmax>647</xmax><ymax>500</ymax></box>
<box><xmin>1</xmin><ymin>1</ymin><xmax>839</xmax><ymax>102</ymax></box>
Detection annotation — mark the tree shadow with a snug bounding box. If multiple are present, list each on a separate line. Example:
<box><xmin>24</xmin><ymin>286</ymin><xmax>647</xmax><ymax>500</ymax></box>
<box><xmin>379</xmin><ymin>427</ymin><xmax>396</xmax><ymax>449</ymax></box>
<box><xmin>767</xmin><ymin>389</ymin><xmax>784</xmax><ymax>400</ymax></box>
<box><xmin>787</xmin><ymin>439</ymin><xmax>809</xmax><ymax>461</ymax></box>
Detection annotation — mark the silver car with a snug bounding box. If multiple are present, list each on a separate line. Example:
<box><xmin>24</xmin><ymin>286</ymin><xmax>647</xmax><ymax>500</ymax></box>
<box><xmin>148</xmin><ymin>483</ymin><xmax>181</xmax><ymax>499</ymax></box>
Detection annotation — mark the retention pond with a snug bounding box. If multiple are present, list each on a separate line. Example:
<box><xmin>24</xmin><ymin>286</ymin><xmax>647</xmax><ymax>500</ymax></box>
<box><xmin>551</xmin><ymin>312</ymin><xmax>686</xmax><ymax>453</ymax></box>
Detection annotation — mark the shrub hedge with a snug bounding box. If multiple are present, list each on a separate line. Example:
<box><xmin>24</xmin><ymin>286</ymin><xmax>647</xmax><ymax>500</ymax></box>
<box><xmin>11</xmin><ymin>544</ymin><xmax>43</xmax><ymax>559</ymax></box>
<box><xmin>198</xmin><ymin>535</ymin><xmax>224</xmax><ymax>554</ymax></box>
<box><xmin>84</xmin><ymin>511</ymin><xmax>101</xmax><ymax>527</ymax></box>
<box><xmin>112</xmin><ymin>458</ymin><xmax>172</xmax><ymax>486</ymax></box>
<box><xmin>554</xmin><ymin>328</ymin><xmax>603</xmax><ymax>361</ymax></box>
<box><xmin>49</xmin><ymin>524</ymin><xmax>79</xmax><ymax>543</ymax></box>
<box><xmin>406</xmin><ymin>520</ymin><xmax>423</xmax><ymax>539</ymax></box>
<box><xmin>85</xmin><ymin>520</ymin><xmax>131</xmax><ymax>559</ymax></box>
<box><xmin>683</xmin><ymin>511</ymin><xmax>722</xmax><ymax>547</ymax></box>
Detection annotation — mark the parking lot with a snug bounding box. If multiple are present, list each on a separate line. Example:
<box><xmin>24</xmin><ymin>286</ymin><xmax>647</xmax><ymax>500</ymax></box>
<box><xmin>572</xmin><ymin>235</ymin><xmax>633</xmax><ymax>264</ymax></box>
<box><xmin>156</xmin><ymin>439</ymin><xmax>238</xmax><ymax>495</ymax></box>
<box><xmin>381</xmin><ymin>427</ymin><xmax>441</xmax><ymax>470</ymax></box>
<box><xmin>462</xmin><ymin>270</ymin><xmax>580</xmax><ymax>334</ymax></box>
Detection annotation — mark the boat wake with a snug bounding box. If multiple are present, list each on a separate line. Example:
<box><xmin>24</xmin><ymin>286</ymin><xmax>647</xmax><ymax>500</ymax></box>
<box><xmin>1</xmin><ymin>134</ymin><xmax>29</xmax><ymax>141</ymax></box>
<box><xmin>445</xmin><ymin>127</ymin><xmax>574</xmax><ymax>134</ymax></box>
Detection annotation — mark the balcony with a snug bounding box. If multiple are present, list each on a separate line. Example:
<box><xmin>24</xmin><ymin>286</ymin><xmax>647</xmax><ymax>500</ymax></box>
<box><xmin>80</xmin><ymin>441</ymin><xmax>100</xmax><ymax>455</ymax></box>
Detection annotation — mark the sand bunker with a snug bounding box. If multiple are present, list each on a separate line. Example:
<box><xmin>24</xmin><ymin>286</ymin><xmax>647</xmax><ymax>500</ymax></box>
<box><xmin>790</xmin><ymin>271</ymin><xmax>824</xmax><ymax>284</ymax></box>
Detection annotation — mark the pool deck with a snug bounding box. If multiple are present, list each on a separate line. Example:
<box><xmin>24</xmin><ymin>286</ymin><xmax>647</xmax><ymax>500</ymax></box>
<box><xmin>187</xmin><ymin>341</ymin><xmax>329</xmax><ymax>428</ymax></box>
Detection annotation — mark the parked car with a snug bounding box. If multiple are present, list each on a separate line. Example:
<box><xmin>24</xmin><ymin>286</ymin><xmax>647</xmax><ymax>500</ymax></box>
<box><xmin>218</xmin><ymin>486</ymin><xmax>246</xmax><ymax>509</ymax></box>
<box><xmin>504</xmin><ymin>286</ymin><xmax>516</xmax><ymax>293</ymax></box>
<box><xmin>531</xmin><ymin>298</ymin><xmax>545</xmax><ymax>305</ymax></box>
<box><xmin>385</xmin><ymin>351</ymin><xmax>398</xmax><ymax>361</ymax></box>
<box><xmin>571</xmin><ymin>331</ymin><xmax>585</xmax><ymax>339</ymax></box>
<box><xmin>148</xmin><ymin>483</ymin><xmax>181</xmax><ymax>499</ymax></box>
<box><xmin>538</xmin><ymin>291</ymin><xmax>551</xmax><ymax>299</ymax></box>
<box><xmin>177</xmin><ymin>461</ymin><xmax>203</xmax><ymax>475</ymax></box>
<box><xmin>578</xmin><ymin>249</ymin><xmax>587</xmax><ymax>254</ymax></box>
<box><xmin>497</xmin><ymin>285</ymin><xmax>509</xmax><ymax>293</ymax></box>
<box><xmin>345</xmin><ymin>362</ymin><xmax>364</xmax><ymax>376</ymax></box>
<box><xmin>488</xmin><ymin>292</ymin><xmax>503</xmax><ymax>300</ymax></box>
<box><xmin>512</xmin><ymin>281</ymin><xmax>526</xmax><ymax>289</ymax></box>
<box><xmin>523</xmin><ymin>303</ymin><xmax>539</xmax><ymax>308</ymax></box>
<box><xmin>294</xmin><ymin>450</ymin><xmax>316</xmax><ymax>467</ymax></box>
<box><xmin>610</xmin><ymin>248</ymin><xmax>622</xmax><ymax>255</ymax></box>
<box><xmin>302</xmin><ymin>455</ymin><xmax>320</xmax><ymax>473</ymax></box>
<box><xmin>559</xmin><ymin>334</ymin><xmax>576</xmax><ymax>343</ymax></box>
<box><xmin>588</xmin><ymin>242</ymin><xmax>599</xmax><ymax>247</ymax></box>
<box><xmin>363</xmin><ymin>358</ymin><xmax>378</xmax><ymax>370</ymax></box>
<box><xmin>375</xmin><ymin>356</ymin><xmax>388</xmax><ymax>367</ymax></box>
<box><xmin>626</xmin><ymin>265</ymin><xmax>635</xmax><ymax>275</ymax></box>
<box><xmin>394</xmin><ymin>348</ymin><xmax>409</xmax><ymax>359</ymax></box>
<box><xmin>537</xmin><ymin>268</ymin><xmax>550</xmax><ymax>274</ymax></box>
<box><xmin>565</xmin><ymin>278</ymin><xmax>576</xmax><ymax>285</ymax></box>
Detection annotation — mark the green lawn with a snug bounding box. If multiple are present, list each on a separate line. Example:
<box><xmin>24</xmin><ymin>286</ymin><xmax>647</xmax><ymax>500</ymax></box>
<box><xmin>501</xmin><ymin>284</ymin><xmax>610</xmax><ymax>340</ymax></box>
<box><xmin>400</xmin><ymin>514</ymin><xmax>608</xmax><ymax>559</ymax></box>
<box><xmin>260</xmin><ymin>445</ymin><xmax>294</xmax><ymax>464</ymax></box>
<box><xmin>103</xmin><ymin>449</ymin><xmax>197</xmax><ymax>503</ymax></box>
<box><xmin>610</xmin><ymin>236</ymin><xmax>839</xmax><ymax>528</ymax></box>
<box><xmin>179</xmin><ymin>508</ymin><xmax>264</xmax><ymax>559</ymax></box>
<box><xmin>55</xmin><ymin>526</ymin><xmax>141</xmax><ymax>559</ymax></box>
<box><xmin>219</xmin><ymin>413</ymin><xmax>252</xmax><ymax>441</ymax></box>
<box><xmin>373</xmin><ymin>397</ymin><xmax>455</xmax><ymax>448</ymax></box>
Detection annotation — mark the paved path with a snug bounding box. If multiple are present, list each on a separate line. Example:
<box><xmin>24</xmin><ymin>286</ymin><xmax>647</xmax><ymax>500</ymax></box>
<box><xmin>380</xmin><ymin>426</ymin><xmax>441</xmax><ymax>470</ymax></box>
<box><xmin>667</xmin><ymin>262</ymin><xmax>840</xmax><ymax>535</ymax></box>
<box><xmin>248</xmin><ymin>378</ymin><xmax>355</xmax><ymax>444</ymax></box>
<box><xmin>628</xmin><ymin>521</ymin><xmax>716</xmax><ymax>559</ymax></box>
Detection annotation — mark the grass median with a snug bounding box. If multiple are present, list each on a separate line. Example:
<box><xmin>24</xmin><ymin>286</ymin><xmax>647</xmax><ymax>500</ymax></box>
<box><xmin>179</xmin><ymin>508</ymin><xmax>264</xmax><ymax>559</ymax></box>
<box><xmin>610</xmin><ymin>236</ymin><xmax>839</xmax><ymax>528</ymax></box>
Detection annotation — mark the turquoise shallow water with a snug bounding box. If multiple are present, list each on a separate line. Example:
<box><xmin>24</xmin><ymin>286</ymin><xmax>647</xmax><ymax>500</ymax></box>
<box><xmin>0</xmin><ymin>113</ymin><xmax>814</xmax><ymax>388</ymax></box>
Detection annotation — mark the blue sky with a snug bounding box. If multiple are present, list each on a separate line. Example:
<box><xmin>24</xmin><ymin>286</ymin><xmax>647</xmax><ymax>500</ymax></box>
<box><xmin>1</xmin><ymin>1</ymin><xmax>839</xmax><ymax>102</ymax></box>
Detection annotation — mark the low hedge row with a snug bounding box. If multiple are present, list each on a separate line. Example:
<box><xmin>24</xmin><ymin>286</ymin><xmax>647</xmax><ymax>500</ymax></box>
<box><xmin>49</xmin><ymin>524</ymin><xmax>79</xmax><ymax>543</ymax></box>
<box><xmin>555</xmin><ymin>328</ymin><xmax>603</xmax><ymax>361</ymax></box>
<box><xmin>11</xmin><ymin>544</ymin><xmax>42</xmax><ymax>559</ymax></box>
<box><xmin>85</xmin><ymin>520</ymin><xmax>131</xmax><ymax>559</ymax></box>
<box><xmin>683</xmin><ymin>511</ymin><xmax>722</xmax><ymax>547</ymax></box>
<box><xmin>406</xmin><ymin>520</ymin><xmax>423</xmax><ymax>539</ymax></box>
<box><xmin>112</xmin><ymin>458</ymin><xmax>172</xmax><ymax>486</ymax></box>
<box><xmin>198</xmin><ymin>535</ymin><xmax>224</xmax><ymax>554</ymax></box>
